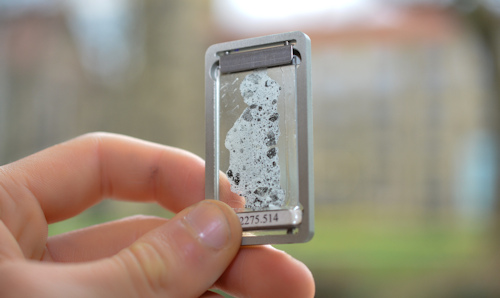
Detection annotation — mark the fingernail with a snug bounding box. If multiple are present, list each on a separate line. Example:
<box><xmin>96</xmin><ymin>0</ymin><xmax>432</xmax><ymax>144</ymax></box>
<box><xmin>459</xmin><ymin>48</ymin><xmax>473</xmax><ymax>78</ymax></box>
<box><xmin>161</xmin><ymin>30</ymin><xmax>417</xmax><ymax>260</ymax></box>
<box><xmin>185</xmin><ymin>202</ymin><xmax>230</xmax><ymax>250</ymax></box>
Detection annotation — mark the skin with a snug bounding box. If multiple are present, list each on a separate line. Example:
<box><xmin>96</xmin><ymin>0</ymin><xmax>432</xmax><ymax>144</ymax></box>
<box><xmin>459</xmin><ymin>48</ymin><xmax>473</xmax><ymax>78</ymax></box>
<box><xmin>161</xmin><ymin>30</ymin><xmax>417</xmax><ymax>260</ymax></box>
<box><xmin>0</xmin><ymin>132</ymin><xmax>315</xmax><ymax>298</ymax></box>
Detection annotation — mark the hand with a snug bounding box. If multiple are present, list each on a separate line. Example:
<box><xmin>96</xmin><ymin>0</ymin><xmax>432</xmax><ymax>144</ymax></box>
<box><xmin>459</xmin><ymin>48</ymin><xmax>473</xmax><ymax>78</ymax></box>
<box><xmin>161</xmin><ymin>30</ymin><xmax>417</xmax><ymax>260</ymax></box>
<box><xmin>0</xmin><ymin>133</ymin><xmax>314</xmax><ymax>297</ymax></box>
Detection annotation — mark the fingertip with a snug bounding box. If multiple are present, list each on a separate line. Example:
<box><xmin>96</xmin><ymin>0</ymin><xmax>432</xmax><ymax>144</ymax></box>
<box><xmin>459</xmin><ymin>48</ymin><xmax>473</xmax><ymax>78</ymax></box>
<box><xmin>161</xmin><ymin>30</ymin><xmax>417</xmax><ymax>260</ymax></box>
<box><xmin>216</xmin><ymin>245</ymin><xmax>315</xmax><ymax>298</ymax></box>
<box><xmin>218</xmin><ymin>174</ymin><xmax>246</xmax><ymax>209</ymax></box>
<box><xmin>183</xmin><ymin>201</ymin><xmax>241</xmax><ymax>251</ymax></box>
<box><xmin>203</xmin><ymin>200</ymin><xmax>242</xmax><ymax>236</ymax></box>
<box><xmin>260</xmin><ymin>247</ymin><xmax>315</xmax><ymax>298</ymax></box>
<box><xmin>280</xmin><ymin>250</ymin><xmax>316</xmax><ymax>298</ymax></box>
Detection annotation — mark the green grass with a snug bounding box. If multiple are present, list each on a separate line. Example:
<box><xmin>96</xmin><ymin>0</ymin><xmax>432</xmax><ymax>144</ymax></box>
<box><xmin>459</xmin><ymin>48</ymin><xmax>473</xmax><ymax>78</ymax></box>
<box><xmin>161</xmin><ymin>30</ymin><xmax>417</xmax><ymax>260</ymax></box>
<box><xmin>280</xmin><ymin>219</ymin><xmax>482</xmax><ymax>270</ymax></box>
<box><xmin>276</xmin><ymin>208</ymin><xmax>491</xmax><ymax>297</ymax></box>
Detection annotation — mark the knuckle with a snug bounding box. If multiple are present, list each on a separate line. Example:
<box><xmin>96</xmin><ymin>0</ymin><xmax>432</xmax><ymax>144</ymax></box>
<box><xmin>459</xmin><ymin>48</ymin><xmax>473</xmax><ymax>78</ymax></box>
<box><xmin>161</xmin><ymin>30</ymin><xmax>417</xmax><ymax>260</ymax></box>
<box><xmin>118</xmin><ymin>241</ymin><xmax>172</xmax><ymax>296</ymax></box>
<box><xmin>0</xmin><ymin>166</ymin><xmax>47</xmax><ymax>260</ymax></box>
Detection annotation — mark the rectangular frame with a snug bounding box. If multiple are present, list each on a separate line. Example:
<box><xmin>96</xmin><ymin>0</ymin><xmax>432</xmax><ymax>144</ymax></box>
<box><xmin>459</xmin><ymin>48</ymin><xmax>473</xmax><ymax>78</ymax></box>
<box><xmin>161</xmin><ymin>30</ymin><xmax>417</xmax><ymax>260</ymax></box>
<box><xmin>205</xmin><ymin>31</ymin><xmax>313</xmax><ymax>245</ymax></box>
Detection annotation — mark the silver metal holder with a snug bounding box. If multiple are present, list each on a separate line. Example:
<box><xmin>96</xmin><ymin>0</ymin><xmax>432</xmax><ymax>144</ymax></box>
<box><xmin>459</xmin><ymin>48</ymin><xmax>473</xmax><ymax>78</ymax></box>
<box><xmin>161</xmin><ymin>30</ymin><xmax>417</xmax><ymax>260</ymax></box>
<box><xmin>205</xmin><ymin>31</ymin><xmax>313</xmax><ymax>245</ymax></box>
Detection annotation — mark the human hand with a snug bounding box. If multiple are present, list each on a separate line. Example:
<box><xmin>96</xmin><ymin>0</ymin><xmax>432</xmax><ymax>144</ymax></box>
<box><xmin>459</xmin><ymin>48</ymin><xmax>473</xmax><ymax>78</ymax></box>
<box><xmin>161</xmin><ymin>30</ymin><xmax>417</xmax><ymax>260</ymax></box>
<box><xmin>0</xmin><ymin>133</ymin><xmax>314</xmax><ymax>297</ymax></box>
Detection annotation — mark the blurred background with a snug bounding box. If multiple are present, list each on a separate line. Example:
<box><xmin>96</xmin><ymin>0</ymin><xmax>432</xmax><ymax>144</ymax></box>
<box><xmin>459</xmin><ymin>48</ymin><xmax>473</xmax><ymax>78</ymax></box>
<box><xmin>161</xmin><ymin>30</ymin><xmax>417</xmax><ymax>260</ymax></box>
<box><xmin>2</xmin><ymin>0</ymin><xmax>500</xmax><ymax>297</ymax></box>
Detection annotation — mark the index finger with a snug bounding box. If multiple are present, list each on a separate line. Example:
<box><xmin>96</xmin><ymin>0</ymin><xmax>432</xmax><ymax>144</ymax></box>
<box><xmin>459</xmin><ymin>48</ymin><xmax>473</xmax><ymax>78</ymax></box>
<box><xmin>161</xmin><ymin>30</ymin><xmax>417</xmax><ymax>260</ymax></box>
<box><xmin>2</xmin><ymin>132</ymin><xmax>236</xmax><ymax>224</ymax></box>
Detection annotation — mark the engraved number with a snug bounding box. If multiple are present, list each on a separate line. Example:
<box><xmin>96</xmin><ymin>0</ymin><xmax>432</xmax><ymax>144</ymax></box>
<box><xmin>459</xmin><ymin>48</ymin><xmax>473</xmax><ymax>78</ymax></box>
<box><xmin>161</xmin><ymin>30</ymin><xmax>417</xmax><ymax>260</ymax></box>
<box><xmin>239</xmin><ymin>213</ymin><xmax>279</xmax><ymax>226</ymax></box>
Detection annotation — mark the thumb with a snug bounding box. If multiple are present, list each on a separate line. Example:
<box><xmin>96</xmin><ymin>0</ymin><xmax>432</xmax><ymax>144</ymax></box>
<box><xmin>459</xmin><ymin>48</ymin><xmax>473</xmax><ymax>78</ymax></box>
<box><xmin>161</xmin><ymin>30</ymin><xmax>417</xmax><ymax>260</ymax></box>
<box><xmin>0</xmin><ymin>201</ymin><xmax>242</xmax><ymax>298</ymax></box>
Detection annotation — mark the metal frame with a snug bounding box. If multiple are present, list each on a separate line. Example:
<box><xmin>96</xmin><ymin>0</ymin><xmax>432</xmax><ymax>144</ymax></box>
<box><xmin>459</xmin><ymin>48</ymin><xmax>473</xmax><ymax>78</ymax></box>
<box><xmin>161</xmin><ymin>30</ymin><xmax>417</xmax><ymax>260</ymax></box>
<box><xmin>205</xmin><ymin>31</ymin><xmax>313</xmax><ymax>245</ymax></box>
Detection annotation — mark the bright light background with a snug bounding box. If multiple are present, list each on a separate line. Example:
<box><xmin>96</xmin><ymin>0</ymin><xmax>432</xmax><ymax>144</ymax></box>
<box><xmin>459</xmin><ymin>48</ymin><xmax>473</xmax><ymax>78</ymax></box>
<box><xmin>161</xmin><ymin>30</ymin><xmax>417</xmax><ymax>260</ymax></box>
<box><xmin>211</xmin><ymin>0</ymin><xmax>390</xmax><ymax>34</ymax></box>
<box><xmin>222</xmin><ymin>0</ymin><xmax>368</xmax><ymax>19</ymax></box>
